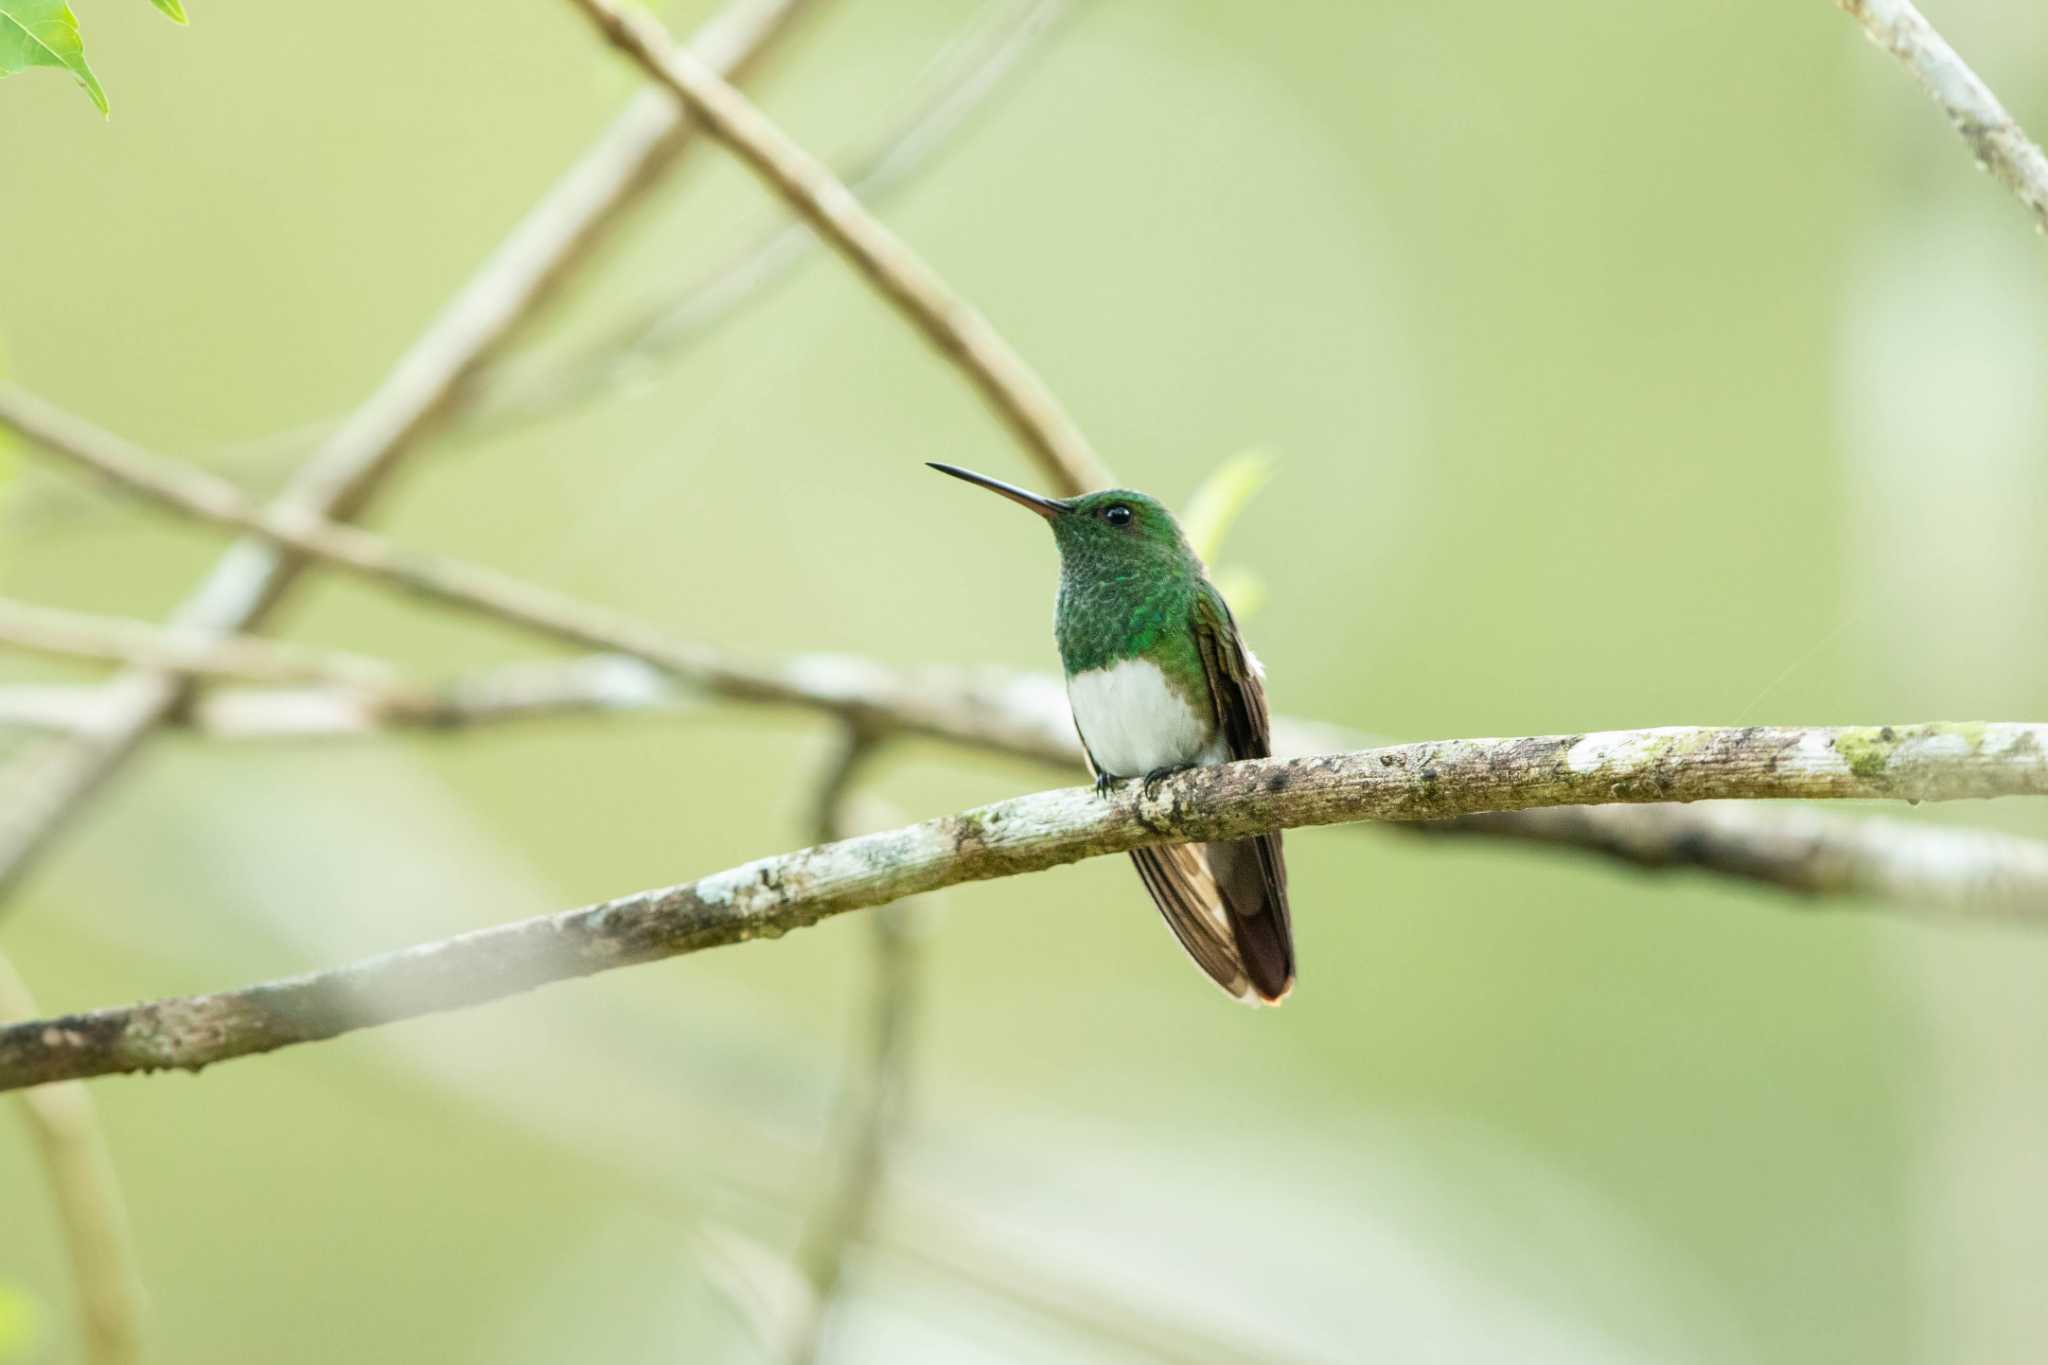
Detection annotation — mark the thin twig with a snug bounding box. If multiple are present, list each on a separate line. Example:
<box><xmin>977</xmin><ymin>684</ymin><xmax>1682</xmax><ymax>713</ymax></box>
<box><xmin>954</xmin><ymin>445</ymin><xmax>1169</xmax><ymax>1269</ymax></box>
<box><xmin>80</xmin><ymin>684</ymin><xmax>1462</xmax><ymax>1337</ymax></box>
<box><xmin>0</xmin><ymin>952</ymin><xmax>145</xmax><ymax>1365</ymax></box>
<box><xmin>5</xmin><ymin>720</ymin><xmax>2046</xmax><ymax>1092</ymax></box>
<box><xmin>0</xmin><ymin>598</ymin><xmax>412</xmax><ymax>693</ymax></box>
<box><xmin>0</xmin><ymin>385</ymin><xmax>1089</xmax><ymax>761</ymax></box>
<box><xmin>1838</xmin><ymin>0</ymin><xmax>2048</xmax><ymax>233</ymax></box>
<box><xmin>788</xmin><ymin>731</ymin><xmax>920</xmax><ymax>1364</ymax></box>
<box><xmin>0</xmin><ymin>658</ymin><xmax>692</xmax><ymax>739</ymax></box>
<box><xmin>0</xmin><ymin>0</ymin><xmax>816</xmax><ymax>905</ymax></box>
<box><xmin>567</xmin><ymin>0</ymin><xmax>1112</xmax><ymax>496</ymax></box>
<box><xmin>470</xmin><ymin>0</ymin><xmax>1071</xmax><ymax>437</ymax></box>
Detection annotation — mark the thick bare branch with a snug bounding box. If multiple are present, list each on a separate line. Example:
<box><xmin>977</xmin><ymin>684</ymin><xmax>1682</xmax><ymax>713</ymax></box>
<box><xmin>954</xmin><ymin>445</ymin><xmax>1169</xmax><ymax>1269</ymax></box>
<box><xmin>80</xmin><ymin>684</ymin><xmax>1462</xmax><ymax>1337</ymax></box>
<box><xmin>10</xmin><ymin>636</ymin><xmax>2048</xmax><ymax>920</ymax></box>
<box><xmin>4</xmin><ymin>720</ymin><xmax>2045</xmax><ymax>1092</ymax></box>
<box><xmin>567</xmin><ymin>0</ymin><xmax>1112</xmax><ymax>496</ymax></box>
<box><xmin>0</xmin><ymin>0</ymin><xmax>815</xmax><ymax>903</ymax></box>
<box><xmin>1838</xmin><ymin>0</ymin><xmax>2048</xmax><ymax>233</ymax></box>
<box><xmin>1</xmin><ymin>953</ymin><xmax>145</xmax><ymax>1365</ymax></box>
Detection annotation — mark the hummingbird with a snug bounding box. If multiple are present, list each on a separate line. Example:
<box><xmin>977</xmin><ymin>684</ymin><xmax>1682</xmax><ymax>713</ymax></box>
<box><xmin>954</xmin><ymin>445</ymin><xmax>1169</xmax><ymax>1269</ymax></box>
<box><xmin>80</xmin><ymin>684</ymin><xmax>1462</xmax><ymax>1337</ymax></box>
<box><xmin>927</xmin><ymin>463</ymin><xmax>1295</xmax><ymax>1004</ymax></box>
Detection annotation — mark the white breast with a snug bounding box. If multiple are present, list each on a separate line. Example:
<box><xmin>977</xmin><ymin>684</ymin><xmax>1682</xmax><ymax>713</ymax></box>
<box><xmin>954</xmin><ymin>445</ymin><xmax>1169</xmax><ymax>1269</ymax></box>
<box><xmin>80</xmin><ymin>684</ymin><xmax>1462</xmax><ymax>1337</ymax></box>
<box><xmin>1067</xmin><ymin>657</ymin><xmax>1225</xmax><ymax>779</ymax></box>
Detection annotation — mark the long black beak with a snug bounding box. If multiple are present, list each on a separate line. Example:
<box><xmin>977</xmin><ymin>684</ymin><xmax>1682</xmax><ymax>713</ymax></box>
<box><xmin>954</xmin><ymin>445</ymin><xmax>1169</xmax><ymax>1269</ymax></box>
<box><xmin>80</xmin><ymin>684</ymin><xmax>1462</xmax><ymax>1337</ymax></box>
<box><xmin>926</xmin><ymin>462</ymin><xmax>1068</xmax><ymax>519</ymax></box>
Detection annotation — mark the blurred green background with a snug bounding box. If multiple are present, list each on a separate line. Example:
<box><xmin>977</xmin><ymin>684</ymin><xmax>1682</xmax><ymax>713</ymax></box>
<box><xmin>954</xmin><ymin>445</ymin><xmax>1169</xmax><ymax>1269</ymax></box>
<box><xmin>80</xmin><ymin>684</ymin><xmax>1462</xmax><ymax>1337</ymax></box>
<box><xmin>5</xmin><ymin>0</ymin><xmax>2048</xmax><ymax>1360</ymax></box>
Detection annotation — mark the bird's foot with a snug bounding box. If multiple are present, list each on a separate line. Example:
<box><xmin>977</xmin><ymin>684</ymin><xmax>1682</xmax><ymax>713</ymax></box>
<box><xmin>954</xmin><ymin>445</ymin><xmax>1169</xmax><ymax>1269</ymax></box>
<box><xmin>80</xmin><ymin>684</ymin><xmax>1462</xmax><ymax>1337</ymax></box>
<box><xmin>1093</xmin><ymin>770</ymin><xmax>1116</xmax><ymax>797</ymax></box>
<box><xmin>1142</xmin><ymin>764</ymin><xmax>1191</xmax><ymax>797</ymax></box>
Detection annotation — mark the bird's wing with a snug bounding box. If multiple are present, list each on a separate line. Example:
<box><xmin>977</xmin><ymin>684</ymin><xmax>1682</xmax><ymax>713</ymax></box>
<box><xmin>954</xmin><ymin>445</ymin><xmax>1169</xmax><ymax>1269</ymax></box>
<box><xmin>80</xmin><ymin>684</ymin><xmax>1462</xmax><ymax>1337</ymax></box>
<box><xmin>1192</xmin><ymin>583</ymin><xmax>1274</xmax><ymax>759</ymax></box>
<box><xmin>1187</xmin><ymin>584</ymin><xmax>1294</xmax><ymax>1001</ymax></box>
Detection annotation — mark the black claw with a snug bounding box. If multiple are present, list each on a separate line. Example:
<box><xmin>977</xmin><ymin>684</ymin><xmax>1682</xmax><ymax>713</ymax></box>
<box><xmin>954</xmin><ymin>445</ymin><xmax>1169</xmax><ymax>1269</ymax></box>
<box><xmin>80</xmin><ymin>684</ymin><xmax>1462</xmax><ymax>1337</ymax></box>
<box><xmin>1142</xmin><ymin>764</ymin><xmax>1189</xmax><ymax>797</ymax></box>
<box><xmin>1094</xmin><ymin>771</ymin><xmax>1116</xmax><ymax>797</ymax></box>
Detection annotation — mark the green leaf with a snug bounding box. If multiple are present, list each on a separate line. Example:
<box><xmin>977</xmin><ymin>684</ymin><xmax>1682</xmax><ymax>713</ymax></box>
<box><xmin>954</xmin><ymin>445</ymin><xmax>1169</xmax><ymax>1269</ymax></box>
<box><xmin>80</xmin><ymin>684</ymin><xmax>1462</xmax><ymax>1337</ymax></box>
<box><xmin>1181</xmin><ymin>448</ymin><xmax>1277</xmax><ymax>564</ymax></box>
<box><xmin>1209</xmin><ymin>566</ymin><xmax>1266</xmax><ymax>619</ymax></box>
<box><xmin>1184</xmin><ymin>450</ymin><xmax>1276</xmax><ymax>620</ymax></box>
<box><xmin>0</xmin><ymin>1283</ymin><xmax>43</xmax><ymax>1364</ymax></box>
<box><xmin>0</xmin><ymin>0</ymin><xmax>107</xmax><ymax>113</ymax></box>
<box><xmin>149</xmin><ymin>0</ymin><xmax>187</xmax><ymax>24</ymax></box>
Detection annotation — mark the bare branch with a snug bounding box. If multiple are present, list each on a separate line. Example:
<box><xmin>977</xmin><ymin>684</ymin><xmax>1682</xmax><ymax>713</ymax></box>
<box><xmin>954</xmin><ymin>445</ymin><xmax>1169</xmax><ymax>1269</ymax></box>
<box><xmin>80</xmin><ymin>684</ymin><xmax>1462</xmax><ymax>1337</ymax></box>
<box><xmin>1838</xmin><ymin>0</ymin><xmax>2048</xmax><ymax>233</ymax></box>
<box><xmin>4</xmin><ymin>720</ymin><xmax>2045</xmax><ymax>1092</ymax></box>
<box><xmin>567</xmin><ymin>0</ymin><xmax>1112</xmax><ymax>496</ymax></box>
<box><xmin>10</xmin><ymin>635</ymin><xmax>2048</xmax><ymax>919</ymax></box>
<box><xmin>162</xmin><ymin>0</ymin><xmax>1071</xmax><ymax>456</ymax></box>
<box><xmin>0</xmin><ymin>387</ymin><xmax>1090</xmax><ymax>764</ymax></box>
<box><xmin>0</xmin><ymin>0</ymin><xmax>816</xmax><ymax>903</ymax></box>
<box><xmin>0</xmin><ymin>598</ymin><xmax>412</xmax><ymax>693</ymax></box>
<box><xmin>1</xmin><ymin>952</ymin><xmax>145</xmax><ymax>1365</ymax></box>
<box><xmin>1411</xmin><ymin>801</ymin><xmax>2048</xmax><ymax>912</ymax></box>
<box><xmin>471</xmin><ymin>0</ymin><xmax>1070</xmax><ymax>438</ymax></box>
<box><xmin>0</xmin><ymin>659</ymin><xmax>688</xmax><ymax>739</ymax></box>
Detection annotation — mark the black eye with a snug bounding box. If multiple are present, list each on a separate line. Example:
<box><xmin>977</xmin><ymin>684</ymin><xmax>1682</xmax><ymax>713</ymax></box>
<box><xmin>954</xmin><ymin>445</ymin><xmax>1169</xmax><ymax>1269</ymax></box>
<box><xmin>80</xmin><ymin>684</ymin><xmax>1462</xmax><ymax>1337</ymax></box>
<box><xmin>1103</xmin><ymin>504</ymin><xmax>1133</xmax><ymax>526</ymax></box>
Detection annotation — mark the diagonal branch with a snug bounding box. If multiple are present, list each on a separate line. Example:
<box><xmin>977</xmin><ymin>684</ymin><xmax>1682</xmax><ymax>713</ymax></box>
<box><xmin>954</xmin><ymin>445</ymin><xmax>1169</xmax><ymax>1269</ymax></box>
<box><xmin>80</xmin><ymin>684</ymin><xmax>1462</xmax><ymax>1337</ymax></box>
<box><xmin>0</xmin><ymin>385</ymin><xmax>1088</xmax><ymax>762</ymax></box>
<box><xmin>567</xmin><ymin>0</ymin><xmax>1112</xmax><ymax>495</ymax></box>
<box><xmin>201</xmin><ymin>0</ymin><xmax>1073</xmax><ymax>451</ymax></box>
<box><xmin>0</xmin><ymin>0</ymin><xmax>816</xmax><ymax>904</ymax></box>
<box><xmin>3</xmin><ymin>721</ymin><xmax>2045</xmax><ymax>1093</ymax></box>
<box><xmin>0</xmin><ymin>597</ymin><xmax>412</xmax><ymax>693</ymax></box>
<box><xmin>1837</xmin><ymin>0</ymin><xmax>2048</xmax><ymax>233</ymax></box>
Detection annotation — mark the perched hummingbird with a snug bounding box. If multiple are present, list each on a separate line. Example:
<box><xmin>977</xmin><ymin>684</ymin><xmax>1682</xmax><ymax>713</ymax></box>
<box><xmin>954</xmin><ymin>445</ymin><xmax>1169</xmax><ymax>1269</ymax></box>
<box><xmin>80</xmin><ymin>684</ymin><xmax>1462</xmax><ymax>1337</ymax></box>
<box><xmin>928</xmin><ymin>463</ymin><xmax>1295</xmax><ymax>1004</ymax></box>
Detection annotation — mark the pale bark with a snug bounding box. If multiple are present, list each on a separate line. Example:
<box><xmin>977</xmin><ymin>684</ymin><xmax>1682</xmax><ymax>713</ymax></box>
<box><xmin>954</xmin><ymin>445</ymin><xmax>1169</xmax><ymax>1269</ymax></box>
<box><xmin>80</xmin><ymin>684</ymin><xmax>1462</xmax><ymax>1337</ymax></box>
<box><xmin>1838</xmin><ymin>0</ymin><xmax>2048</xmax><ymax>234</ymax></box>
<box><xmin>5</xmin><ymin>720</ymin><xmax>2044</xmax><ymax>1093</ymax></box>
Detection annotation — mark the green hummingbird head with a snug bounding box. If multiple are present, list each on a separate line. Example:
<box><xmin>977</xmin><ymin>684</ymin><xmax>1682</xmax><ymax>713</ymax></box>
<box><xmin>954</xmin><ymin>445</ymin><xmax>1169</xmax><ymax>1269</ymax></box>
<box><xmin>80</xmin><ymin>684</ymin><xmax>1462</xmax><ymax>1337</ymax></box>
<box><xmin>928</xmin><ymin>463</ymin><xmax>1212</xmax><ymax>675</ymax></box>
<box><xmin>925</xmin><ymin>464</ymin><xmax>1200</xmax><ymax>579</ymax></box>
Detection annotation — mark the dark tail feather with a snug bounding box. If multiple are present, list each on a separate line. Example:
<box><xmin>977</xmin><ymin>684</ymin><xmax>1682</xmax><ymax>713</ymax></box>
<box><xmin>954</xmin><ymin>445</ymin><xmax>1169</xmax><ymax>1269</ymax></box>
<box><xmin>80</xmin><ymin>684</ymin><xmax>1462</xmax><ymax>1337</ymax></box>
<box><xmin>1128</xmin><ymin>833</ymin><xmax>1293</xmax><ymax>1005</ymax></box>
<box><xmin>1204</xmin><ymin>834</ymin><xmax>1294</xmax><ymax>1002</ymax></box>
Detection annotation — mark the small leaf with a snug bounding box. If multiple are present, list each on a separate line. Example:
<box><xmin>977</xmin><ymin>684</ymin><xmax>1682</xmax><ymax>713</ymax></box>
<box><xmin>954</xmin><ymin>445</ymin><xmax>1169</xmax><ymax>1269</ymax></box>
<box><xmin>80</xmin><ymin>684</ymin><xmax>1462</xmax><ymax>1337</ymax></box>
<box><xmin>1209</xmin><ymin>566</ymin><xmax>1266</xmax><ymax>619</ymax></box>
<box><xmin>1181</xmin><ymin>448</ymin><xmax>1277</xmax><ymax>564</ymax></box>
<box><xmin>0</xmin><ymin>0</ymin><xmax>107</xmax><ymax>113</ymax></box>
<box><xmin>0</xmin><ymin>1283</ymin><xmax>44</xmax><ymax>1364</ymax></box>
<box><xmin>148</xmin><ymin>0</ymin><xmax>187</xmax><ymax>24</ymax></box>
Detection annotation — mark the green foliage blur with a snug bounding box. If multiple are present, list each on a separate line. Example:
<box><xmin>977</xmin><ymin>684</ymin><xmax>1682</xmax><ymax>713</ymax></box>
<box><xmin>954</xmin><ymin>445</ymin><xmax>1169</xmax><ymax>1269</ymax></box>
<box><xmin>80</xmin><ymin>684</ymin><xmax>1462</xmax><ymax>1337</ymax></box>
<box><xmin>4</xmin><ymin>0</ymin><xmax>2048</xmax><ymax>1361</ymax></box>
<box><xmin>0</xmin><ymin>0</ymin><xmax>183</xmax><ymax>116</ymax></box>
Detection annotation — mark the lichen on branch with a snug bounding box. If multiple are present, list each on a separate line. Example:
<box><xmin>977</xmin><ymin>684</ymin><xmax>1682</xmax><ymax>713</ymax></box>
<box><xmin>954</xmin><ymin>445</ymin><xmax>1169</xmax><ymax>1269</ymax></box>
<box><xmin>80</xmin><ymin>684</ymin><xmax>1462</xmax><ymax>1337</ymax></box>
<box><xmin>3</xmin><ymin>721</ymin><xmax>2044</xmax><ymax>1094</ymax></box>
